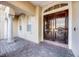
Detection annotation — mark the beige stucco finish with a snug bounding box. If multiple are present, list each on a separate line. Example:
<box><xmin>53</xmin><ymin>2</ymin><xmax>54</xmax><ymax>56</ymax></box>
<box><xmin>7</xmin><ymin>1</ymin><xmax>36</xmax><ymax>15</ymax></box>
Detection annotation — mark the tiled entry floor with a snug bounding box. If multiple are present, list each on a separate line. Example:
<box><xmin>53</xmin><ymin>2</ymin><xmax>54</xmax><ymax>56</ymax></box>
<box><xmin>0</xmin><ymin>37</ymin><xmax>74</xmax><ymax>57</ymax></box>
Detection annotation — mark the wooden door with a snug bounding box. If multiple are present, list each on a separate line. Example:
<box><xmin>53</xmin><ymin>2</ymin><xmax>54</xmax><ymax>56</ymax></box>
<box><xmin>44</xmin><ymin>10</ymin><xmax>68</xmax><ymax>44</ymax></box>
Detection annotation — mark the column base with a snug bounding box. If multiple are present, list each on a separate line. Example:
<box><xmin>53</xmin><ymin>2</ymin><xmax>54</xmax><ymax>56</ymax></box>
<box><xmin>7</xmin><ymin>39</ymin><xmax>14</xmax><ymax>44</ymax></box>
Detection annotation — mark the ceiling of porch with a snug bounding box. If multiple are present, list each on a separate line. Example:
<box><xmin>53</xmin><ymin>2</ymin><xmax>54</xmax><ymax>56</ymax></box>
<box><xmin>30</xmin><ymin>1</ymin><xmax>54</xmax><ymax>8</ymax></box>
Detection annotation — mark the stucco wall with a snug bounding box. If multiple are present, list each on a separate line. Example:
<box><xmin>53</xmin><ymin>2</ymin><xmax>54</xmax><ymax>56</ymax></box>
<box><xmin>71</xmin><ymin>1</ymin><xmax>79</xmax><ymax>57</ymax></box>
<box><xmin>17</xmin><ymin>15</ymin><xmax>38</xmax><ymax>43</ymax></box>
<box><xmin>17</xmin><ymin>6</ymin><xmax>42</xmax><ymax>43</ymax></box>
<box><xmin>13</xmin><ymin>16</ymin><xmax>18</xmax><ymax>37</ymax></box>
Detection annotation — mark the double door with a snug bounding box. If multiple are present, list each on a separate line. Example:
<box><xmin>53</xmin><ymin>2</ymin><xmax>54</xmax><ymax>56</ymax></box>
<box><xmin>44</xmin><ymin>10</ymin><xmax>68</xmax><ymax>44</ymax></box>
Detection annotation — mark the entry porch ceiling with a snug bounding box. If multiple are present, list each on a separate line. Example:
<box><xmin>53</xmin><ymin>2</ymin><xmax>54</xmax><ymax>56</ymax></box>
<box><xmin>0</xmin><ymin>1</ymin><xmax>36</xmax><ymax>16</ymax></box>
<box><xmin>30</xmin><ymin>1</ymin><xmax>54</xmax><ymax>8</ymax></box>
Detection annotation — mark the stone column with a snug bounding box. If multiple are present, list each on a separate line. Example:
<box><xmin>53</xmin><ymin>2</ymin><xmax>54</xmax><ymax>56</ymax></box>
<box><xmin>7</xmin><ymin>14</ymin><xmax>14</xmax><ymax>43</ymax></box>
<box><xmin>4</xmin><ymin>7</ymin><xmax>15</xmax><ymax>43</ymax></box>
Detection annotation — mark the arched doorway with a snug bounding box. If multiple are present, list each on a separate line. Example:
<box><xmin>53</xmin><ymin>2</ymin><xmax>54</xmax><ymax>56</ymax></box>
<box><xmin>42</xmin><ymin>2</ymin><xmax>70</xmax><ymax>48</ymax></box>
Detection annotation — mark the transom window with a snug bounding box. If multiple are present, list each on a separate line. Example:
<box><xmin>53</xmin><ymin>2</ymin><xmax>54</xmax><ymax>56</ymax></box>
<box><xmin>44</xmin><ymin>3</ymin><xmax>68</xmax><ymax>13</ymax></box>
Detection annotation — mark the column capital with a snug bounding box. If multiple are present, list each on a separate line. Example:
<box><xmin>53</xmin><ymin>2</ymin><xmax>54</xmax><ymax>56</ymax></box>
<box><xmin>8</xmin><ymin>14</ymin><xmax>15</xmax><ymax>18</ymax></box>
<box><xmin>5</xmin><ymin>7</ymin><xmax>15</xmax><ymax>18</ymax></box>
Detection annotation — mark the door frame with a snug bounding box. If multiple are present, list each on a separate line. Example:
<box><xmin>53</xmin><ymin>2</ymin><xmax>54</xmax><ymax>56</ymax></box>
<box><xmin>41</xmin><ymin>2</ymin><xmax>72</xmax><ymax>49</ymax></box>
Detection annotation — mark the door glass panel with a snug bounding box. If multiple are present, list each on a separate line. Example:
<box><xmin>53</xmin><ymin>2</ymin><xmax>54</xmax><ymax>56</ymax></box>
<box><xmin>56</xmin><ymin>17</ymin><xmax>65</xmax><ymax>28</ymax></box>
<box><xmin>55</xmin><ymin>17</ymin><xmax>65</xmax><ymax>43</ymax></box>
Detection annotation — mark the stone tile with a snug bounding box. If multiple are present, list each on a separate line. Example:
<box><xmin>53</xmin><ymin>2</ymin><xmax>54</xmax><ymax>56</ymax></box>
<box><xmin>0</xmin><ymin>37</ymin><xmax>74</xmax><ymax>57</ymax></box>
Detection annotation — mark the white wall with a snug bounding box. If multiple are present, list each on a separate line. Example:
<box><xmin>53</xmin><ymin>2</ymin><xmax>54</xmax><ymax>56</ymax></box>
<box><xmin>71</xmin><ymin>2</ymin><xmax>79</xmax><ymax>57</ymax></box>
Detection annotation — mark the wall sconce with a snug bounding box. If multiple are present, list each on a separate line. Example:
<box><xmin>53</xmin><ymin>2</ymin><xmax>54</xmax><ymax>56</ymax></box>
<box><xmin>74</xmin><ymin>27</ymin><xmax>76</xmax><ymax>31</ymax></box>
